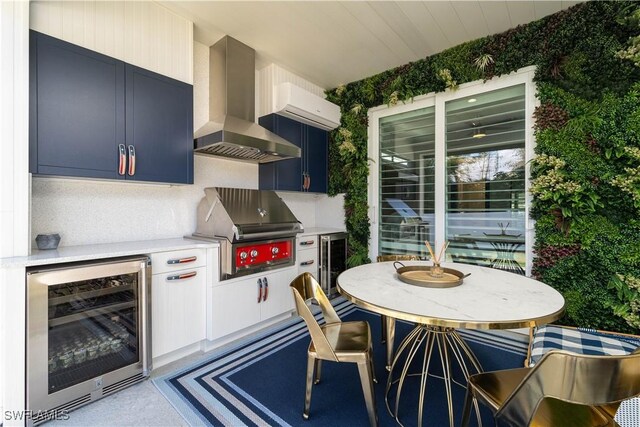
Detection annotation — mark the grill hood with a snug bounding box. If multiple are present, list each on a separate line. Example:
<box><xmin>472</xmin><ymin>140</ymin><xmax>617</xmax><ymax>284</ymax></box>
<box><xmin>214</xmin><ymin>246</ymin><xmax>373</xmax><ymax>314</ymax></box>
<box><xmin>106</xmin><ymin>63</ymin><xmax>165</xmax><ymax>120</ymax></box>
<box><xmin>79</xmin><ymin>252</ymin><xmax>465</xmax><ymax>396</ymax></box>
<box><xmin>194</xmin><ymin>187</ymin><xmax>303</xmax><ymax>242</ymax></box>
<box><xmin>194</xmin><ymin>36</ymin><xmax>301</xmax><ymax>163</ymax></box>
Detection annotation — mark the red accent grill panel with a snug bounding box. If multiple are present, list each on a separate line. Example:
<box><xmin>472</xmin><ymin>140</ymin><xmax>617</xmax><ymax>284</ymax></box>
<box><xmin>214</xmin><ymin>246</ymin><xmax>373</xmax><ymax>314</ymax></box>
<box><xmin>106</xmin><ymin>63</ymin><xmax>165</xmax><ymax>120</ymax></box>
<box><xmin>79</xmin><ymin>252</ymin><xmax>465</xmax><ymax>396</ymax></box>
<box><xmin>235</xmin><ymin>240</ymin><xmax>293</xmax><ymax>269</ymax></box>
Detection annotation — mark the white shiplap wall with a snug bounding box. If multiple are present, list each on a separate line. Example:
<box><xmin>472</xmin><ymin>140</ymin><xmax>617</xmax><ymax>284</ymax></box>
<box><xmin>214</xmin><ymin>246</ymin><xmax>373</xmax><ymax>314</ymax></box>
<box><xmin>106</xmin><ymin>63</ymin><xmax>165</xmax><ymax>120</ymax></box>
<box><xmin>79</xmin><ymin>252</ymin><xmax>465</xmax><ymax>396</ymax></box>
<box><xmin>258</xmin><ymin>63</ymin><xmax>326</xmax><ymax>117</ymax></box>
<box><xmin>30</xmin><ymin>0</ymin><xmax>193</xmax><ymax>84</ymax></box>
<box><xmin>0</xmin><ymin>1</ymin><xmax>29</xmax><ymax>422</ymax></box>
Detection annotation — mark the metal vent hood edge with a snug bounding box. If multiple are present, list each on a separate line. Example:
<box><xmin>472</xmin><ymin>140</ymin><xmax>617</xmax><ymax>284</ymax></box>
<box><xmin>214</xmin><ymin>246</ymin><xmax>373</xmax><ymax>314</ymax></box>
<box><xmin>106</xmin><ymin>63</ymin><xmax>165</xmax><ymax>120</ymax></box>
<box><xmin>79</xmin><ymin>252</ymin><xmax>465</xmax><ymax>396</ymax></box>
<box><xmin>194</xmin><ymin>36</ymin><xmax>301</xmax><ymax>163</ymax></box>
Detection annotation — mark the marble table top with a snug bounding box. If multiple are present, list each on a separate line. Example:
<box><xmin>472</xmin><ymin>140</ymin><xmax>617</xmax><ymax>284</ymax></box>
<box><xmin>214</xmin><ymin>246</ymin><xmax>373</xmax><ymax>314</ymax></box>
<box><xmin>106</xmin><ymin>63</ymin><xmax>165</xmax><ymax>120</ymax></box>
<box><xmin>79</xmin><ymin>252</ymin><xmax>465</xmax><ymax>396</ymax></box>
<box><xmin>337</xmin><ymin>261</ymin><xmax>565</xmax><ymax>329</ymax></box>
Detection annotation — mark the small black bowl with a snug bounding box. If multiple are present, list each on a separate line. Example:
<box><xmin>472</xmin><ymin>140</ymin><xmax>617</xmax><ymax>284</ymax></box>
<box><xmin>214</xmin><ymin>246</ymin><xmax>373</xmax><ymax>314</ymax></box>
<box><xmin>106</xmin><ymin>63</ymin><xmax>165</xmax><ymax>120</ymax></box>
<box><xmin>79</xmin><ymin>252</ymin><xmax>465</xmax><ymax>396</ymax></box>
<box><xmin>36</xmin><ymin>233</ymin><xmax>61</xmax><ymax>250</ymax></box>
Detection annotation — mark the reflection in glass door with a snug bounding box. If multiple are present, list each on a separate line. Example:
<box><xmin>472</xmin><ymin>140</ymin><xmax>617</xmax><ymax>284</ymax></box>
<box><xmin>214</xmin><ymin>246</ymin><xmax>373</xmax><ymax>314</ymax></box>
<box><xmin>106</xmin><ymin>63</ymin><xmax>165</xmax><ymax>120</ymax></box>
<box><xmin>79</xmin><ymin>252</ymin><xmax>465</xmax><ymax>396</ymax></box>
<box><xmin>445</xmin><ymin>85</ymin><xmax>526</xmax><ymax>274</ymax></box>
<box><xmin>378</xmin><ymin>107</ymin><xmax>435</xmax><ymax>258</ymax></box>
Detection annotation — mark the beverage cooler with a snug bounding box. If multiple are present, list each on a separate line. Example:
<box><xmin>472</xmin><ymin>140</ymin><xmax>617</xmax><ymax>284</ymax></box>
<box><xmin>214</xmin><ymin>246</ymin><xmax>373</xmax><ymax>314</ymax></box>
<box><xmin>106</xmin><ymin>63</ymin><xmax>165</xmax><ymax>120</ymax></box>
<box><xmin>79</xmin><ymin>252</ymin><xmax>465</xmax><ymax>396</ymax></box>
<box><xmin>26</xmin><ymin>256</ymin><xmax>151</xmax><ymax>423</ymax></box>
<box><xmin>319</xmin><ymin>232</ymin><xmax>348</xmax><ymax>296</ymax></box>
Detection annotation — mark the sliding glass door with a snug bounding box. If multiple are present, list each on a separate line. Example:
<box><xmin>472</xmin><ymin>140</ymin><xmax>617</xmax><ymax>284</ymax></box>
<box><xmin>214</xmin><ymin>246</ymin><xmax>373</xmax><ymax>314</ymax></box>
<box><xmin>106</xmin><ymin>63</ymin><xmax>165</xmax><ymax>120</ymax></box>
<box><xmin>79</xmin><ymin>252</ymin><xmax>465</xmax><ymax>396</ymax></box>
<box><xmin>379</xmin><ymin>107</ymin><xmax>435</xmax><ymax>259</ymax></box>
<box><xmin>371</xmin><ymin>69</ymin><xmax>533</xmax><ymax>274</ymax></box>
<box><xmin>445</xmin><ymin>85</ymin><xmax>526</xmax><ymax>274</ymax></box>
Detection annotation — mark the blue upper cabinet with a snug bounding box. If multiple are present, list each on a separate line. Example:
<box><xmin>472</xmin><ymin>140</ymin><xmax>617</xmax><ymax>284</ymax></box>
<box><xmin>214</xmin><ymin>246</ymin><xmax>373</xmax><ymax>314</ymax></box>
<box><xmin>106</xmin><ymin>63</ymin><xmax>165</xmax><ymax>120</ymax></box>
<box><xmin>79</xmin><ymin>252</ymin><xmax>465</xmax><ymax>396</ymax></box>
<box><xmin>30</xmin><ymin>31</ymin><xmax>125</xmax><ymax>180</ymax></box>
<box><xmin>258</xmin><ymin>114</ymin><xmax>328</xmax><ymax>193</ymax></box>
<box><xmin>29</xmin><ymin>31</ymin><xmax>194</xmax><ymax>184</ymax></box>
<box><xmin>125</xmin><ymin>65</ymin><xmax>193</xmax><ymax>184</ymax></box>
<box><xmin>304</xmin><ymin>124</ymin><xmax>328</xmax><ymax>193</ymax></box>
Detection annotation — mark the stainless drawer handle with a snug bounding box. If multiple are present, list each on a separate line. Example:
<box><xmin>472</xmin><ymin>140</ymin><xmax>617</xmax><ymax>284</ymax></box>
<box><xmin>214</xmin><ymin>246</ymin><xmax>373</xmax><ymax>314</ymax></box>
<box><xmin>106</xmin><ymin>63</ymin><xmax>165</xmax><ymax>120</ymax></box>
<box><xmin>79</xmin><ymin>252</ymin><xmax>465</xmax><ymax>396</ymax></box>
<box><xmin>300</xmin><ymin>260</ymin><xmax>315</xmax><ymax>266</ymax></box>
<box><xmin>300</xmin><ymin>240</ymin><xmax>315</xmax><ymax>246</ymax></box>
<box><xmin>167</xmin><ymin>271</ymin><xmax>197</xmax><ymax>281</ymax></box>
<box><xmin>167</xmin><ymin>256</ymin><xmax>197</xmax><ymax>265</ymax></box>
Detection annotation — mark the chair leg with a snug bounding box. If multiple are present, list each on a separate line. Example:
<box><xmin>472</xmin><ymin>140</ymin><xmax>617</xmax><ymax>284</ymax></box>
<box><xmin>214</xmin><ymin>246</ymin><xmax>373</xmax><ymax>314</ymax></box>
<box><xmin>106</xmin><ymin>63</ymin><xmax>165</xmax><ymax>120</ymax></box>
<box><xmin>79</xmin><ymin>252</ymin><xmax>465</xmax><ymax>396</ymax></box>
<box><xmin>461</xmin><ymin>385</ymin><xmax>474</xmax><ymax>427</ymax></box>
<box><xmin>381</xmin><ymin>315</ymin><xmax>387</xmax><ymax>344</ymax></box>
<box><xmin>369</xmin><ymin>347</ymin><xmax>378</xmax><ymax>384</ymax></box>
<box><xmin>314</xmin><ymin>359</ymin><xmax>322</xmax><ymax>384</ymax></box>
<box><xmin>357</xmin><ymin>359</ymin><xmax>378</xmax><ymax>427</ymax></box>
<box><xmin>304</xmin><ymin>355</ymin><xmax>316</xmax><ymax>420</ymax></box>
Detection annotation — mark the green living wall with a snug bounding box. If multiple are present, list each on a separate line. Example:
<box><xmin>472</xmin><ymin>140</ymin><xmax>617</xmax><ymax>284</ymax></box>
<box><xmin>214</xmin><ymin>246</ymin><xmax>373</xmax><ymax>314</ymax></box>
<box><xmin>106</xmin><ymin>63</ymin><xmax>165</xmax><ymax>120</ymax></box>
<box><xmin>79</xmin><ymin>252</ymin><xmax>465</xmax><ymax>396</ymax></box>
<box><xmin>326</xmin><ymin>1</ymin><xmax>640</xmax><ymax>334</ymax></box>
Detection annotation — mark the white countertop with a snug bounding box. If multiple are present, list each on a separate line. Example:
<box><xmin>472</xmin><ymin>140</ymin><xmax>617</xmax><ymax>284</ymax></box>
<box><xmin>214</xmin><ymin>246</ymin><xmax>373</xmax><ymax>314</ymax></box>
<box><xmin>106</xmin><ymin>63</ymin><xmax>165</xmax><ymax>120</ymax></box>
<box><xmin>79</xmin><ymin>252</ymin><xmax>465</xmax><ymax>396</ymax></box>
<box><xmin>337</xmin><ymin>261</ymin><xmax>565</xmax><ymax>329</ymax></box>
<box><xmin>0</xmin><ymin>238</ymin><xmax>218</xmax><ymax>268</ymax></box>
<box><xmin>298</xmin><ymin>227</ymin><xmax>346</xmax><ymax>237</ymax></box>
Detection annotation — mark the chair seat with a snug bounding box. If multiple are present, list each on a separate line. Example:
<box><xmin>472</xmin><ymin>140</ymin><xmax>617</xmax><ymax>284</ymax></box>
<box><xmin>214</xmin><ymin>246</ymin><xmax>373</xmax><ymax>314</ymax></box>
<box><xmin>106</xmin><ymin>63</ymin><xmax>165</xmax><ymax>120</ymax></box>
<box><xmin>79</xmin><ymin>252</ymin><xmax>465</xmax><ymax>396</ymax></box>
<box><xmin>470</xmin><ymin>368</ymin><xmax>620</xmax><ymax>427</ymax></box>
<box><xmin>309</xmin><ymin>321</ymin><xmax>372</xmax><ymax>361</ymax></box>
<box><xmin>469</xmin><ymin>368</ymin><xmax>530</xmax><ymax>411</ymax></box>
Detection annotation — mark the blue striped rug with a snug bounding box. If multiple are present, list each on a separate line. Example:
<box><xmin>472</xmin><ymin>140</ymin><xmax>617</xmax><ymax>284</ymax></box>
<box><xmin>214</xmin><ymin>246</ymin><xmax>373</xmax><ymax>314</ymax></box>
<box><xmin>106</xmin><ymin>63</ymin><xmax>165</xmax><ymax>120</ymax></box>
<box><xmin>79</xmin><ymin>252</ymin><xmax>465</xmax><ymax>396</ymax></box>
<box><xmin>153</xmin><ymin>299</ymin><xmax>529</xmax><ymax>427</ymax></box>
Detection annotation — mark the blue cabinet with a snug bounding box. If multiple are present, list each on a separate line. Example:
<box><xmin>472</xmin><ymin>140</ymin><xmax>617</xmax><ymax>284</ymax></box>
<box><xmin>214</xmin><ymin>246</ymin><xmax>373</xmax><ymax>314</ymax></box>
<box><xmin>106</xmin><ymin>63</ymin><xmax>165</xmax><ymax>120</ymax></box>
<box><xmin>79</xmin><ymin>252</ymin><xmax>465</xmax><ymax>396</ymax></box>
<box><xmin>258</xmin><ymin>114</ymin><xmax>328</xmax><ymax>193</ymax></box>
<box><xmin>125</xmin><ymin>65</ymin><xmax>193</xmax><ymax>184</ymax></box>
<box><xmin>29</xmin><ymin>31</ymin><xmax>193</xmax><ymax>184</ymax></box>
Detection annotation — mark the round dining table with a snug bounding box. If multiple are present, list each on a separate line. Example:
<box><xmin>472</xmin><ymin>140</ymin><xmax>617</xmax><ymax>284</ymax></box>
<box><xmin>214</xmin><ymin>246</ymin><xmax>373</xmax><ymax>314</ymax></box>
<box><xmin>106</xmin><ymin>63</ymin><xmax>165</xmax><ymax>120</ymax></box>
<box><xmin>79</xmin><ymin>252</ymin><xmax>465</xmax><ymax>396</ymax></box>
<box><xmin>336</xmin><ymin>261</ymin><xmax>565</xmax><ymax>427</ymax></box>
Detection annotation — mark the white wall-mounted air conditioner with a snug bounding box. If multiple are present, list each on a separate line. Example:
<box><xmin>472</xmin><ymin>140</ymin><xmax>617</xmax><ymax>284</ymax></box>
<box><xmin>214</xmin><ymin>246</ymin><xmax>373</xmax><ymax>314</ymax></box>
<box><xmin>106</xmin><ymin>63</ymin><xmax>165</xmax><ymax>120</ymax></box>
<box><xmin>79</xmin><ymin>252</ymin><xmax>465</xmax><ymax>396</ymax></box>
<box><xmin>275</xmin><ymin>82</ymin><xmax>341</xmax><ymax>130</ymax></box>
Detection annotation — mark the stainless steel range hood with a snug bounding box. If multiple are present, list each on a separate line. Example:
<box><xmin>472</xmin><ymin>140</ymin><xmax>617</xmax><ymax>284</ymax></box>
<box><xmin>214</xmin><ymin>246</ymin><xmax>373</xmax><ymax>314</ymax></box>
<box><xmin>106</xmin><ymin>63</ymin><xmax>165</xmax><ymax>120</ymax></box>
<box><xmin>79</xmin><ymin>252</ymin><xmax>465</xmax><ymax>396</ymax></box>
<box><xmin>194</xmin><ymin>36</ymin><xmax>301</xmax><ymax>163</ymax></box>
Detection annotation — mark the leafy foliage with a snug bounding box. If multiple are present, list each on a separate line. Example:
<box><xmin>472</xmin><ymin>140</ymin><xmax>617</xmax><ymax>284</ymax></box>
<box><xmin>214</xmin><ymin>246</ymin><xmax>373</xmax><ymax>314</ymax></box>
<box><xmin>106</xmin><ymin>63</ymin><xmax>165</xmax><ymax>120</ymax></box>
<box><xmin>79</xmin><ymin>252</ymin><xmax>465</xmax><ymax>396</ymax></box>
<box><xmin>327</xmin><ymin>1</ymin><xmax>640</xmax><ymax>333</ymax></box>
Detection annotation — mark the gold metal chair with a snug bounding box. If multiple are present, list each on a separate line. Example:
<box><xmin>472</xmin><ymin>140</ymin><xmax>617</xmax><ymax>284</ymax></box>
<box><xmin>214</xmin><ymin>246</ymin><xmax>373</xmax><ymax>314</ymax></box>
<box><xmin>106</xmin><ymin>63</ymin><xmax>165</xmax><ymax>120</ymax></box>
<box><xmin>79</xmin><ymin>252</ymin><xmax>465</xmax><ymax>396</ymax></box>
<box><xmin>290</xmin><ymin>272</ymin><xmax>378</xmax><ymax>426</ymax></box>
<box><xmin>461</xmin><ymin>349</ymin><xmax>640</xmax><ymax>427</ymax></box>
<box><xmin>376</xmin><ymin>254</ymin><xmax>420</xmax><ymax>370</ymax></box>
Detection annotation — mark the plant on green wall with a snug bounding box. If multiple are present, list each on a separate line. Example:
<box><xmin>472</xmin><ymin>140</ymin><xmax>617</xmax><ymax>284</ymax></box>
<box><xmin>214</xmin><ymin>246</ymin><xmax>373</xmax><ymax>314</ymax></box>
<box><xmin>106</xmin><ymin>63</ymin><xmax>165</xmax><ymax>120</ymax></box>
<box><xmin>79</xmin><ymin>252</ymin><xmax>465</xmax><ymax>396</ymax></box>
<box><xmin>608</xmin><ymin>274</ymin><xmax>640</xmax><ymax>330</ymax></box>
<box><xmin>326</xmin><ymin>1</ymin><xmax>640</xmax><ymax>333</ymax></box>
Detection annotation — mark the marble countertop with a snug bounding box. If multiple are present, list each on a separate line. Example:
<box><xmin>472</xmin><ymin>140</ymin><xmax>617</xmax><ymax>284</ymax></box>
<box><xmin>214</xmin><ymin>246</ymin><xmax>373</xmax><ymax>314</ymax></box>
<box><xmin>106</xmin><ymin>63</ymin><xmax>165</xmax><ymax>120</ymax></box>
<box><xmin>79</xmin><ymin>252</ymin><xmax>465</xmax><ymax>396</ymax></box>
<box><xmin>337</xmin><ymin>261</ymin><xmax>565</xmax><ymax>329</ymax></box>
<box><xmin>0</xmin><ymin>238</ymin><xmax>218</xmax><ymax>268</ymax></box>
<box><xmin>298</xmin><ymin>227</ymin><xmax>346</xmax><ymax>237</ymax></box>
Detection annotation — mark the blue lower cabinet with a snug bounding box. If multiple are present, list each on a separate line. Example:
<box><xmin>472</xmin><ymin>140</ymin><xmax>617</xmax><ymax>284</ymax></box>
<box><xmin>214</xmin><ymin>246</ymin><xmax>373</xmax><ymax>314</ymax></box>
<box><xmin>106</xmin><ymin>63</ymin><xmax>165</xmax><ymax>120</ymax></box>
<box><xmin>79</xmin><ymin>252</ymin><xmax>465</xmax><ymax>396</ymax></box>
<box><xmin>30</xmin><ymin>31</ymin><xmax>194</xmax><ymax>184</ymax></box>
<box><xmin>258</xmin><ymin>114</ymin><xmax>327</xmax><ymax>193</ymax></box>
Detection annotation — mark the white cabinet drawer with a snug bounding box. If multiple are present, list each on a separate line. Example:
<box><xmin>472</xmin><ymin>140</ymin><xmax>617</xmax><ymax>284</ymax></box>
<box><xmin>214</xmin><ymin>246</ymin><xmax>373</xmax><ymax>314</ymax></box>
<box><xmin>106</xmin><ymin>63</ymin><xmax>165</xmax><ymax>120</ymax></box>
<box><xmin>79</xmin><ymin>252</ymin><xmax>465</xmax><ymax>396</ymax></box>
<box><xmin>297</xmin><ymin>247</ymin><xmax>318</xmax><ymax>279</ymax></box>
<box><xmin>151</xmin><ymin>248</ymin><xmax>206</xmax><ymax>274</ymax></box>
<box><xmin>296</xmin><ymin>236</ymin><xmax>318</xmax><ymax>251</ymax></box>
<box><xmin>152</xmin><ymin>266</ymin><xmax>206</xmax><ymax>358</ymax></box>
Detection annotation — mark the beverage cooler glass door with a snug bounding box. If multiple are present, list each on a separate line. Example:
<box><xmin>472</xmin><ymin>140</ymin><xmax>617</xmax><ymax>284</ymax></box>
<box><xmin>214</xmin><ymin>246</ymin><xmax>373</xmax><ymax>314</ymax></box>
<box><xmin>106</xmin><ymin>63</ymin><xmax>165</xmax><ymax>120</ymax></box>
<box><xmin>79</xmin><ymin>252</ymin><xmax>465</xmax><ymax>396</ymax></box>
<box><xmin>320</xmin><ymin>233</ymin><xmax>348</xmax><ymax>296</ymax></box>
<box><xmin>27</xmin><ymin>256</ymin><xmax>151</xmax><ymax>416</ymax></box>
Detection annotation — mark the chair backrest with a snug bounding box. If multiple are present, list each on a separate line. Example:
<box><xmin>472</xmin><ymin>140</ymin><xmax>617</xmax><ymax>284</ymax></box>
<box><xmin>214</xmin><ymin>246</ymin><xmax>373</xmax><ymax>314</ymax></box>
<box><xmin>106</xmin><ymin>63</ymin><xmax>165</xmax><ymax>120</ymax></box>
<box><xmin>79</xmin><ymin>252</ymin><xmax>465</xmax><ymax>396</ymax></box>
<box><xmin>497</xmin><ymin>350</ymin><xmax>640</xmax><ymax>426</ymax></box>
<box><xmin>376</xmin><ymin>254</ymin><xmax>420</xmax><ymax>262</ymax></box>
<box><xmin>290</xmin><ymin>273</ymin><xmax>341</xmax><ymax>361</ymax></box>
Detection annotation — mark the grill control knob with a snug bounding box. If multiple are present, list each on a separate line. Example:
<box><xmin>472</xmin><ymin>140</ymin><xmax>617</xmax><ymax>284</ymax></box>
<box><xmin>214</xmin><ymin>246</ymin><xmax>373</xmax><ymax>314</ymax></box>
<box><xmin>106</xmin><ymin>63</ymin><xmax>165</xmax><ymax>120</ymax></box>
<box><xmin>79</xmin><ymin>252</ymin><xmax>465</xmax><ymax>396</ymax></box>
<box><xmin>239</xmin><ymin>251</ymin><xmax>248</xmax><ymax>260</ymax></box>
<box><xmin>250</xmin><ymin>249</ymin><xmax>259</xmax><ymax>258</ymax></box>
<box><xmin>271</xmin><ymin>247</ymin><xmax>279</xmax><ymax>255</ymax></box>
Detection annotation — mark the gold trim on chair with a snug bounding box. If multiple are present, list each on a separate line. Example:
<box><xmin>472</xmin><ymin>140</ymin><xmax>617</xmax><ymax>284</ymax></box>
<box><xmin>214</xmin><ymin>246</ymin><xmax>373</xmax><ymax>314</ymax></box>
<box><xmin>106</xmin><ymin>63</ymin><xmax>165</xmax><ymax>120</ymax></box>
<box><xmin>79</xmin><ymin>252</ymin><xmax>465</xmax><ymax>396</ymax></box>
<box><xmin>290</xmin><ymin>272</ymin><xmax>379</xmax><ymax>426</ymax></box>
<box><xmin>462</xmin><ymin>350</ymin><xmax>640</xmax><ymax>427</ymax></box>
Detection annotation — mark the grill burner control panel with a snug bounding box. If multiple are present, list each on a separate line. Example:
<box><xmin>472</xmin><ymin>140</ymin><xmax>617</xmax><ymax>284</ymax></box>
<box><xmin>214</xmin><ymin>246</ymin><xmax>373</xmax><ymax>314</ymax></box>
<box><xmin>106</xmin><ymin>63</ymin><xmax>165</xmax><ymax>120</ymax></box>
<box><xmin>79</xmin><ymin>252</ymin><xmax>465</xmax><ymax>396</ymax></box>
<box><xmin>235</xmin><ymin>240</ymin><xmax>293</xmax><ymax>270</ymax></box>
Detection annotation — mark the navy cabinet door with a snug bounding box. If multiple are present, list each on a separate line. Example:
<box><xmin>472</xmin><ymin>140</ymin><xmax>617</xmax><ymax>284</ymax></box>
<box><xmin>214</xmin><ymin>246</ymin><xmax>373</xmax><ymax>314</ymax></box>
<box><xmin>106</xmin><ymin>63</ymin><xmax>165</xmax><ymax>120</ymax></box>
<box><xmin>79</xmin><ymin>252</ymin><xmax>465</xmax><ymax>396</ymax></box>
<box><xmin>30</xmin><ymin>31</ymin><xmax>125</xmax><ymax>179</ymax></box>
<box><xmin>274</xmin><ymin>115</ymin><xmax>304</xmax><ymax>191</ymax></box>
<box><xmin>305</xmin><ymin>125</ymin><xmax>328</xmax><ymax>193</ymax></box>
<box><xmin>259</xmin><ymin>114</ymin><xmax>303</xmax><ymax>191</ymax></box>
<box><xmin>125</xmin><ymin>65</ymin><xmax>193</xmax><ymax>184</ymax></box>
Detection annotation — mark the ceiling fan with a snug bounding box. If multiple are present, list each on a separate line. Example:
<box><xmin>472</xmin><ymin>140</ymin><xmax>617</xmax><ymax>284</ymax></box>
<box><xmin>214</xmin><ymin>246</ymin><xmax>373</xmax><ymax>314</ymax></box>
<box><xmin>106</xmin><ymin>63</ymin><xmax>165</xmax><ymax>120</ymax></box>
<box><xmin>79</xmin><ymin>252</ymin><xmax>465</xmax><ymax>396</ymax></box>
<box><xmin>468</xmin><ymin>120</ymin><xmax>516</xmax><ymax>139</ymax></box>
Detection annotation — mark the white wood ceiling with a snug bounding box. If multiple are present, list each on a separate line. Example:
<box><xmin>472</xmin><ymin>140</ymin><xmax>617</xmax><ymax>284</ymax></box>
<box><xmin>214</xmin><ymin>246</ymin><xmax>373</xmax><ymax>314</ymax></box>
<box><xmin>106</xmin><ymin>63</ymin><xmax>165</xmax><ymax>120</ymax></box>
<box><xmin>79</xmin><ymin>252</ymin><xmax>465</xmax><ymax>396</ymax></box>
<box><xmin>160</xmin><ymin>1</ymin><xmax>583</xmax><ymax>90</ymax></box>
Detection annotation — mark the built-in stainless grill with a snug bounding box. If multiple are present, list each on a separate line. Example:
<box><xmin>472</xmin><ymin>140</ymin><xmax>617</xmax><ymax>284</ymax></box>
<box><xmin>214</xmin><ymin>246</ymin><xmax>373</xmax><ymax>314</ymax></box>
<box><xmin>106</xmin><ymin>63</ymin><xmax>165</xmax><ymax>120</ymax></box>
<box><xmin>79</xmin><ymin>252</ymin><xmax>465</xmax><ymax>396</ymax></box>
<box><xmin>191</xmin><ymin>187</ymin><xmax>303</xmax><ymax>279</ymax></box>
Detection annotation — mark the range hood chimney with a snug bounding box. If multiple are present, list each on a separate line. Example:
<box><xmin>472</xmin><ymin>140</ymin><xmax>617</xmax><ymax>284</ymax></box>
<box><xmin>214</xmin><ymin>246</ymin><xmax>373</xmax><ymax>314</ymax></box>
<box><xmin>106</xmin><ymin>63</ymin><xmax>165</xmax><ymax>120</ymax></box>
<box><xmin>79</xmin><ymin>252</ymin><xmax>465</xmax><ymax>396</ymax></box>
<box><xmin>194</xmin><ymin>36</ymin><xmax>301</xmax><ymax>163</ymax></box>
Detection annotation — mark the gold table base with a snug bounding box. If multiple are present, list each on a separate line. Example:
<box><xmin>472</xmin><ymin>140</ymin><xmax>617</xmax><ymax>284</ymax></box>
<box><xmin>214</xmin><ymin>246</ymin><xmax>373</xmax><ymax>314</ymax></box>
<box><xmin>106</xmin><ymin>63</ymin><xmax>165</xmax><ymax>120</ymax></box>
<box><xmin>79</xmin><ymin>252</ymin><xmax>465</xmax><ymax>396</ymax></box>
<box><xmin>385</xmin><ymin>324</ymin><xmax>484</xmax><ymax>427</ymax></box>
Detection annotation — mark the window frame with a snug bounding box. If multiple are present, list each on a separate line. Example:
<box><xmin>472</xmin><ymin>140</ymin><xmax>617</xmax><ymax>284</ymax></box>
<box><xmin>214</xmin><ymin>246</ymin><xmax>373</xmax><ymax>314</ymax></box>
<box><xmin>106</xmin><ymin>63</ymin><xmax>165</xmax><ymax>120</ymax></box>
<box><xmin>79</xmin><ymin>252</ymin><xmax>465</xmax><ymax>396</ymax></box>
<box><xmin>368</xmin><ymin>66</ymin><xmax>537</xmax><ymax>275</ymax></box>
